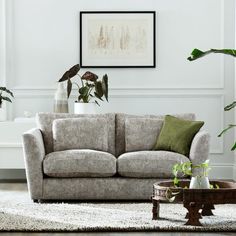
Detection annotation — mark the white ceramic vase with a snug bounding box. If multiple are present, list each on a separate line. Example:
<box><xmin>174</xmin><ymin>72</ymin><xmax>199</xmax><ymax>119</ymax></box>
<box><xmin>189</xmin><ymin>176</ymin><xmax>210</xmax><ymax>189</ymax></box>
<box><xmin>74</xmin><ymin>102</ymin><xmax>96</xmax><ymax>114</ymax></box>
<box><xmin>0</xmin><ymin>103</ymin><xmax>6</xmax><ymax>121</ymax></box>
<box><xmin>54</xmin><ymin>83</ymin><xmax>68</xmax><ymax>113</ymax></box>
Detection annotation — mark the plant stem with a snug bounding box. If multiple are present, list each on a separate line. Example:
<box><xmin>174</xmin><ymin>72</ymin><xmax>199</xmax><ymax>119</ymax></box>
<box><xmin>76</xmin><ymin>73</ymin><xmax>84</xmax><ymax>87</ymax></box>
<box><xmin>73</xmin><ymin>82</ymin><xmax>80</xmax><ymax>89</ymax></box>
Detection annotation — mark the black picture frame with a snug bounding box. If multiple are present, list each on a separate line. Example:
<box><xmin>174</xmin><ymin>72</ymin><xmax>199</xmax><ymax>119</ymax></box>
<box><xmin>80</xmin><ymin>11</ymin><xmax>156</xmax><ymax>68</ymax></box>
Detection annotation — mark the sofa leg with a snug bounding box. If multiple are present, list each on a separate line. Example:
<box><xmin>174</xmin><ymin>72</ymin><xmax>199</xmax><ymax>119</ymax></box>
<box><xmin>33</xmin><ymin>199</ymin><xmax>38</xmax><ymax>203</ymax></box>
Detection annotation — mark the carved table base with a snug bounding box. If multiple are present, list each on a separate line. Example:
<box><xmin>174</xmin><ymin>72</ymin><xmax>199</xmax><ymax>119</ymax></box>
<box><xmin>152</xmin><ymin>180</ymin><xmax>236</xmax><ymax>226</ymax></box>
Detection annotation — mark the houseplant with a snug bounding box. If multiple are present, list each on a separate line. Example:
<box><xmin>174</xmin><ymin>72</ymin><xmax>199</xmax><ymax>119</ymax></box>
<box><xmin>172</xmin><ymin>160</ymin><xmax>211</xmax><ymax>189</ymax></box>
<box><xmin>188</xmin><ymin>48</ymin><xmax>236</xmax><ymax>150</ymax></box>
<box><xmin>58</xmin><ymin>64</ymin><xmax>108</xmax><ymax>114</ymax></box>
<box><xmin>0</xmin><ymin>87</ymin><xmax>14</xmax><ymax>121</ymax></box>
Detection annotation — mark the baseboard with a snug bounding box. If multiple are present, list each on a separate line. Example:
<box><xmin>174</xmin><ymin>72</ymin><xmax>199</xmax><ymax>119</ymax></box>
<box><xmin>0</xmin><ymin>169</ymin><xmax>26</xmax><ymax>180</ymax></box>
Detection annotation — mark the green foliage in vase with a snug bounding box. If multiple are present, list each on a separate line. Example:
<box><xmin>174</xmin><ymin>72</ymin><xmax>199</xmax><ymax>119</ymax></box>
<box><xmin>58</xmin><ymin>64</ymin><xmax>108</xmax><ymax>106</ymax></box>
<box><xmin>0</xmin><ymin>87</ymin><xmax>14</xmax><ymax>107</ymax></box>
<box><xmin>172</xmin><ymin>160</ymin><xmax>210</xmax><ymax>188</ymax></box>
<box><xmin>188</xmin><ymin>48</ymin><xmax>236</xmax><ymax>150</ymax></box>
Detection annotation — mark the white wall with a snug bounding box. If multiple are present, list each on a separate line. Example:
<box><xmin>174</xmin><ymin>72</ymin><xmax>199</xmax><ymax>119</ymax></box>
<box><xmin>0</xmin><ymin>0</ymin><xmax>235</xmax><ymax>179</ymax></box>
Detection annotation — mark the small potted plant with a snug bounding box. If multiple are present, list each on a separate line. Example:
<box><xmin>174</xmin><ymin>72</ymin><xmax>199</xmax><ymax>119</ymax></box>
<box><xmin>172</xmin><ymin>160</ymin><xmax>211</xmax><ymax>189</ymax></box>
<box><xmin>0</xmin><ymin>87</ymin><xmax>14</xmax><ymax>121</ymax></box>
<box><xmin>58</xmin><ymin>64</ymin><xmax>108</xmax><ymax>114</ymax></box>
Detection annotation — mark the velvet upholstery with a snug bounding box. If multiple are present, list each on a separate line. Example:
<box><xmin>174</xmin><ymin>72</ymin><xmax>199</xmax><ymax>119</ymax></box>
<box><xmin>154</xmin><ymin>115</ymin><xmax>204</xmax><ymax>156</ymax></box>
<box><xmin>53</xmin><ymin>118</ymin><xmax>108</xmax><ymax>152</ymax></box>
<box><xmin>36</xmin><ymin>113</ymin><xmax>116</xmax><ymax>155</ymax></box>
<box><xmin>22</xmin><ymin>128</ymin><xmax>45</xmax><ymax>199</ymax></box>
<box><xmin>117</xmin><ymin>151</ymin><xmax>189</xmax><ymax>178</ymax></box>
<box><xmin>43</xmin><ymin>150</ymin><xmax>116</xmax><ymax>177</ymax></box>
<box><xmin>42</xmin><ymin>177</ymin><xmax>170</xmax><ymax>200</ymax></box>
<box><xmin>125</xmin><ymin>118</ymin><xmax>163</xmax><ymax>152</ymax></box>
<box><xmin>115</xmin><ymin>113</ymin><xmax>196</xmax><ymax>157</ymax></box>
<box><xmin>23</xmin><ymin>112</ymin><xmax>209</xmax><ymax>201</ymax></box>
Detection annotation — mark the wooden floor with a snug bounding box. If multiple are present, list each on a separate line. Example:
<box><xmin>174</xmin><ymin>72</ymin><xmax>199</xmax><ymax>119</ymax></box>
<box><xmin>0</xmin><ymin>183</ymin><xmax>235</xmax><ymax>236</ymax></box>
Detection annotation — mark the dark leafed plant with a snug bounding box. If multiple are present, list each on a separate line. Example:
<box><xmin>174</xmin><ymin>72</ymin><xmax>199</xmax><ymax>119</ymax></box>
<box><xmin>0</xmin><ymin>87</ymin><xmax>14</xmax><ymax>107</ymax></box>
<box><xmin>58</xmin><ymin>64</ymin><xmax>108</xmax><ymax>106</ymax></box>
<box><xmin>188</xmin><ymin>48</ymin><xmax>236</xmax><ymax>150</ymax></box>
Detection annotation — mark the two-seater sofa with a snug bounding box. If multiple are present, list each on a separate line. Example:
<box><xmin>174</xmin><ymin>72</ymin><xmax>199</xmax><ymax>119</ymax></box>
<box><xmin>22</xmin><ymin>112</ymin><xmax>210</xmax><ymax>202</ymax></box>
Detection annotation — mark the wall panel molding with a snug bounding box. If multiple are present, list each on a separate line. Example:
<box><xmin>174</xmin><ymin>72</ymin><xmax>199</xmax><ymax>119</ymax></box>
<box><xmin>0</xmin><ymin>0</ymin><xmax>6</xmax><ymax>85</ymax></box>
<box><xmin>5</xmin><ymin>0</ymin><xmax>226</xmax><ymax>89</ymax></box>
<box><xmin>0</xmin><ymin>92</ymin><xmax>224</xmax><ymax>155</ymax></box>
<box><xmin>11</xmin><ymin>87</ymin><xmax>225</xmax><ymax>97</ymax></box>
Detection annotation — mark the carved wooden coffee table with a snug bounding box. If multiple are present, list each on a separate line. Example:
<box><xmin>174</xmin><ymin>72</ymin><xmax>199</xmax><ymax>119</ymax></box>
<box><xmin>152</xmin><ymin>180</ymin><xmax>236</xmax><ymax>226</ymax></box>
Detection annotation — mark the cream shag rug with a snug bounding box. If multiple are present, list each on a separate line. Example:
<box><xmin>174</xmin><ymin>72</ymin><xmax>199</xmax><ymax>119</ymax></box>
<box><xmin>0</xmin><ymin>186</ymin><xmax>236</xmax><ymax>232</ymax></box>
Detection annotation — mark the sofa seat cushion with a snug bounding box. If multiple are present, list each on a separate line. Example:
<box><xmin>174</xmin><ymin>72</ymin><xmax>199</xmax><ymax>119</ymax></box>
<box><xmin>43</xmin><ymin>150</ymin><xmax>116</xmax><ymax>177</ymax></box>
<box><xmin>117</xmin><ymin>151</ymin><xmax>189</xmax><ymax>178</ymax></box>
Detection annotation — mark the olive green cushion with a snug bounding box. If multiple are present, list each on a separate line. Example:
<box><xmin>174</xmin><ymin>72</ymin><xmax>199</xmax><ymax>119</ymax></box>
<box><xmin>154</xmin><ymin>115</ymin><xmax>204</xmax><ymax>156</ymax></box>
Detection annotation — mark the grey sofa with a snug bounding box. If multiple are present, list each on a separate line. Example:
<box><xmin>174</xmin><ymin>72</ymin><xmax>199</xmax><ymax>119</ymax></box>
<box><xmin>22</xmin><ymin>112</ymin><xmax>210</xmax><ymax>202</ymax></box>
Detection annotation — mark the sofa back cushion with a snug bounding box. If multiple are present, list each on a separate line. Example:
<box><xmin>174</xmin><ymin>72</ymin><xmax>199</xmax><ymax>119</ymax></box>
<box><xmin>115</xmin><ymin>113</ymin><xmax>196</xmax><ymax>157</ymax></box>
<box><xmin>36</xmin><ymin>113</ymin><xmax>115</xmax><ymax>155</ymax></box>
<box><xmin>125</xmin><ymin>118</ymin><xmax>163</xmax><ymax>152</ymax></box>
<box><xmin>53</xmin><ymin>118</ymin><xmax>108</xmax><ymax>152</ymax></box>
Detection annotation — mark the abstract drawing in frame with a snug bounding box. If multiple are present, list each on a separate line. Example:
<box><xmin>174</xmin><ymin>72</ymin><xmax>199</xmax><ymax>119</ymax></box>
<box><xmin>80</xmin><ymin>11</ymin><xmax>156</xmax><ymax>68</ymax></box>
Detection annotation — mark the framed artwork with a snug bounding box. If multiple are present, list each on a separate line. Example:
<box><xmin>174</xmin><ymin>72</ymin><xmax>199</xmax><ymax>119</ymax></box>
<box><xmin>80</xmin><ymin>11</ymin><xmax>156</xmax><ymax>68</ymax></box>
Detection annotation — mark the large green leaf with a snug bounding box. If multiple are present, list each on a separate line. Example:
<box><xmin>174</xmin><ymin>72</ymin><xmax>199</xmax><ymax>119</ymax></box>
<box><xmin>188</xmin><ymin>48</ymin><xmax>236</xmax><ymax>61</ymax></box>
<box><xmin>67</xmin><ymin>79</ymin><xmax>72</xmax><ymax>98</ymax></box>
<box><xmin>231</xmin><ymin>141</ymin><xmax>236</xmax><ymax>151</ymax></box>
<box><xmin>218</xmin><ymin>124</ymin><xmax>236</xmax><ymax>137</ymax></box>
<box><xmin>102</xmin><ymin>74</ymin><xmax>108</xmax><ymax>101</ymax></box>
<box><xmin>0</xmin><ymin>87</ymin><xmax>14</xmax><ymax>97</ymax></box>
<box><xmin>224</xmin><ymin>101</ymin><xmax>236</xmax><ymax>111</ymax></box>
<box><xmin>187</xmin><ymin>49</ymin><xmax>206</xmax><ymax>61</ymax></box>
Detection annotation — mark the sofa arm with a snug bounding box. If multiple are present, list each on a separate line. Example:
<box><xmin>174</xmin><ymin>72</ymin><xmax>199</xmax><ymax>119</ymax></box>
<box><xmin>22</xmin><ymin>128</ymin><xmax>45</xmax><ymax>200</ymax></box>
<box><xmin>189</xmin><ymin>130</ymin><xmax>210</xmax><ymax>176</ymax></box>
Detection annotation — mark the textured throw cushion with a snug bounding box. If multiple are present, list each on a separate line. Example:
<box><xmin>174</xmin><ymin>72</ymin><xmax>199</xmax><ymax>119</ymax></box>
<box><xmin>117</xmin><ymin>151</ymin><xmax>189</xmax><ymax>178</ymax></box>
<box><xmin>43</xmin><ymin>150</ymin><xmax>116</xmax><ymax>177</ymax></box>
<box><xmin>125</xmin><ymin>118</ymin><xmax>163</xmax><ymax>152</ymax></box>
<box><xmin>53</xmin><ymin>118</ymin><xmax>108</xmax><ymax>152</ymax></box>
<box><xmin>154</xmin><ymin>115</ymin><xmax>204</xmax><ymax>156</ymax></box>
<box><xmin>115</xmin><ymin>113</ymin><xmax>196</xmax><ymax>156</ymax></box>
<box><xmin>36</xmin><ymin>113</ymin><xmax>116</xmax><ymax>155</ymax></box>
